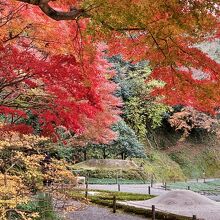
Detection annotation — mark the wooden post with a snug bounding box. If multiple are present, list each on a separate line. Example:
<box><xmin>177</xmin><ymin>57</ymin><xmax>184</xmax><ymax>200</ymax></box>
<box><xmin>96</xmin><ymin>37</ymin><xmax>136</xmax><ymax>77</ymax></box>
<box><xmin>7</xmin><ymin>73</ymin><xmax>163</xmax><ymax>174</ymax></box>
<box><xmin>118</xmin><ymin>184</ymin><xmax>120</xmax><ymax>192</ymax></box>
<box><xmin>148</xmin><ymin>186</ymin><xmax>151</xmax><ymax>195</ymax></box>
<box><xmin>187</xmin><ymin>186</ymin><xmax>190</xmax><ymax>190</ymax></box>
<box><xmin>203</xmin><ymin>172</ymin><xmax>206</xmax><ymax>183</ymax></box>
<box><xmin>113</xmin><ymin>195</ymin><xmax>116</xmax><ymax>213</ymax></box>
<box><xmin>116</xmin><ymin>172</ymin><xmax>118</xmax><ymax>184</ymax></box>
<box><xmin>85</xmin><ymin>189</ymin><xmax>88</xmax><ymax>199</ymax></box>
<box><xmin>192</xmin><ymin>215</ymin><xmax>197</xmax><ymax>219</ymax></box>
<box><xmin>152</xmin><ymin>205</ymin><xmax>156</xmax><ymax>220</ymax></box>
<box><xmin>164</xmin><ymin>182</ymin><xmax>167</xmax><ymax>190</ymax></box>
<box><xmin>61</xmin><ymin>183</ymin><xmax>64</xmax><ymax>194</ymax></box>
<box><xmin>85</xmin><ymin>181</ymin><xmax>88</xmax><ymax>199</ymax></box>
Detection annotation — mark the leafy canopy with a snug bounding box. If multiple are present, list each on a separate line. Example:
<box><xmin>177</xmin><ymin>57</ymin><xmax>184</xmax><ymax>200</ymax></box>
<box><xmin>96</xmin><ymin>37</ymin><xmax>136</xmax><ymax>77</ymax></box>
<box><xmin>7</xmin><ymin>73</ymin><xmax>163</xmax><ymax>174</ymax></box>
<box><xmin>0</xmin><ymin>7</ymin><xmax>122</xmax><ymax>143</ymax></box>
<box><xmin>1</xmin><ymin>0</ymin><xmax>220</xmax><ymax>141</ymax></box>
<box><xmin>111</xmin><ymin>56</ymin><xmax>169</xmax><ymax>139</ymax></box>
<box><xmin>5</xmin><ymin>0</ymin><xmax>220</xmax><ymax>114</ymax></box>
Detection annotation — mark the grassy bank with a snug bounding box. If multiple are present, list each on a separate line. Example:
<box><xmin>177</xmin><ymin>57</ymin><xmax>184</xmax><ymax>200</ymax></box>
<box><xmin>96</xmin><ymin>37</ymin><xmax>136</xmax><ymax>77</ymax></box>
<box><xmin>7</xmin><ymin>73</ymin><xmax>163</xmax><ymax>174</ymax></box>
<box><xmin>168</xmin><ymin>145</ymin><xmax>220</xmax><ymax>179</ymax></box>
<box><xmin>72</xmin><ymin>152</ymin><xmax>186</xmax><ymax>182</ymax></box>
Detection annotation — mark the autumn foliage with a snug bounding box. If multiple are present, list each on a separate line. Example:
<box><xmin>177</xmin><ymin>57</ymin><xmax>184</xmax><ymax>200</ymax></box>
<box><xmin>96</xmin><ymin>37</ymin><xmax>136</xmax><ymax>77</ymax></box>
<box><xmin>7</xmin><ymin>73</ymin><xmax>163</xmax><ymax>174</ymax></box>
<box><xmin>1</xmin><ymin>1</ymin><xmax>220</xmax><ymax>130</ymax></box>
<box><xmin>1</xmin><ymin>0</ymin><xmax>220</xmax><ymax>218</ymax></box>
<box><xmin>168</xmin><ymin>107</ymin><xmax>220</xmax><ymax>141</ymax></box>
<box><xmin>0</xmin><ymin>37</ymin><xmax>120</xmax><ymax>142</ymax></box>
<box><xmin>0</xmin><ymin>128</ymin><xmax>76</xmax><ymax>219</ymax></box>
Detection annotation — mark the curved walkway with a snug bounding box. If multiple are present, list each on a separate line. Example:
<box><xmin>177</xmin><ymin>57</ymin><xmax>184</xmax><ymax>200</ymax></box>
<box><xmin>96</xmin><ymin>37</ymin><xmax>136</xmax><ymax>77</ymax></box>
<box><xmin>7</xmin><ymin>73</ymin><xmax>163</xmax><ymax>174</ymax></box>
<box><xmin>61</xmin><ymin>200</ymin><xmax>150</xmax><ymax>220</ymax></box>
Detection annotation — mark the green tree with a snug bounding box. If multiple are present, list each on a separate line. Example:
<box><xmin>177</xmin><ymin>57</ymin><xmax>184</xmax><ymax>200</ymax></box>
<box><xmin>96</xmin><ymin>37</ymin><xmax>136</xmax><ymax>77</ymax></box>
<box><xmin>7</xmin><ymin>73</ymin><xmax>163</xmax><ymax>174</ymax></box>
<box><xmin>111</xmin><ymin>120</ymin><xmax>146</xmax><ymax>159</ymax></box>
<box><xmin>66</xmin><ymin>120</ymin><xmax>146</xmax><ymax>160</ymax></box>
<box><xmin>111</xmin><ymin>56</ymin><xmax>169</xmax><ymax>140</ymax></box>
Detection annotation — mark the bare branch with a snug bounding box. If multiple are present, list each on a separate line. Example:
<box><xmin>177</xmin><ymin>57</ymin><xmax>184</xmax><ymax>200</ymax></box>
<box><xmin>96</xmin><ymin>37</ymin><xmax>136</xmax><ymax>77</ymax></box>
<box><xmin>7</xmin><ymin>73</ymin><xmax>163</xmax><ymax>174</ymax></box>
<box><xmin>16</xmin><ymin>0</ymin><xmax>86</xmax><ymax>21</ymax></box>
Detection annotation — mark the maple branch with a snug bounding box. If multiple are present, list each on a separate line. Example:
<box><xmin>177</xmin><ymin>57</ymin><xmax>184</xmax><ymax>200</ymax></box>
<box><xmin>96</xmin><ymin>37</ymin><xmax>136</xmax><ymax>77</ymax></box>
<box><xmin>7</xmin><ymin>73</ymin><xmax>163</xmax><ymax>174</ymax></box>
<box><xmin>16</xmin><ymin>0</ymin><xmax>86</xmax><ymax>21</ymax></box>
<box><xmin>0</xmin><ymin>73</ymin><xmax>35</xmax><ymax>92</ymax></box>
<box><xmin>98</xmin><ymin>19</ymin><xmax>147</xmax><ymax>31</ymax></box>
<box><xmin>0</xmin><ymin>4</ymin><xmax>26</xmax><ymax>27</ymax></box>
<box><xmin>3</xmin><ymin>24</ymin><xmax>31</xmax><ymax>43</ymax></box>
<box><xmin>147</xmin><ymin>28</ymin><xmax>167</xmax><ymax>59</ymax></box>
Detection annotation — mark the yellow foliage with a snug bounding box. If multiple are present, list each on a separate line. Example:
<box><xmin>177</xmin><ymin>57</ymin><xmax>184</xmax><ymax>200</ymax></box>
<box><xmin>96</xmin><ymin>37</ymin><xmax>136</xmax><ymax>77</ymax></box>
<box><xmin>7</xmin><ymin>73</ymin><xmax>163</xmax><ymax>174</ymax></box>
<box><xmin>45</xmin><ymin>159</ymin><xmax>76</xmax><ymax>183</ymax></box>
<box><xmin>0</xmin><ymin>130</ymin><xmax>76</xmax><ymax>219</ymax></box>
<box><xmin>0</xmin><ymin>128</ymin><xmax>49</xmax><ymax>150</ymax></box>
<box><xmin>0</xmin><ymin>174</ymin><xmax>32</xmax><ymax>220</ymax></box>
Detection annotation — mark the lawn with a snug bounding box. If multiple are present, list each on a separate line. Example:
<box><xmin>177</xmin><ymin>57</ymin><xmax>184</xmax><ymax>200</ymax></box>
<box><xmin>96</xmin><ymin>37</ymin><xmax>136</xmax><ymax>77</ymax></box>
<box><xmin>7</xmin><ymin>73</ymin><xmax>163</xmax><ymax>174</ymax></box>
<box><xmin>167</xmin><ymin>179</ymin><xmax>220</xmax><ymax>194</ymax></box>
<box><xmin>67</xmin><ymin>188</ymin><xmax>153</xmax><ymax>201</ymax></box>
<box><xmin>87</xmin><ymin>177</ymin><xmax>148</xmax><ymax>184</ymax></box>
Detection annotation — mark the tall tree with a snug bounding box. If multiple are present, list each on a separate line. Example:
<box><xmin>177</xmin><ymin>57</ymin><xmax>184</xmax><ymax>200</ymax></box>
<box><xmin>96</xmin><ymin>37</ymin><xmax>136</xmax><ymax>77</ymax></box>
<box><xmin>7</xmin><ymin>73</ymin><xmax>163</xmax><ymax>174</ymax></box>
<box><xmin>110</xmin><ymin>120</ymin><xmax>145</xmax><ymax>160</ymax></box>
<box><xmin>168</xmin><ymin>106</ymin><xmax>220</xmax><ymax>141</ymax></box>
<box><xmin>3</xmin><ymin>0</ymin><xmax>220</xmax><ymax>113</ymax></box>
<box><xmin>1</xmin><ymin>0</ymin><xmax>220</xmax><ymax>141</ymax></box>
<box><xmin>66</xmin><ymin>120</ymin><xmax>145</xmax><ymax>160</ymax></box>
<box><xmin>0</xmin><ymin>43</ymin><xmax>121</xmax><ymax>143</ymax></box>
<box><xmin>111</xmin><ymin>56</ymin><xmax>169</xmax><ymax>139</ymax></box>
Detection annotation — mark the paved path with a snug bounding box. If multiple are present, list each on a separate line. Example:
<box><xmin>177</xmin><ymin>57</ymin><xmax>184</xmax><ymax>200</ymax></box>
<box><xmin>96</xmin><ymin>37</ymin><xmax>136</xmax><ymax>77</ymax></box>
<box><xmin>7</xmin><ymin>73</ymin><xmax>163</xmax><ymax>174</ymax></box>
<box><xmin>88</xmin><ymin>184</ymin><xmax>166</xmax><ymax>195</ymax></box>
<box><xmin>58</xmin><ymin>200</ymin><xmax>150</xmax><ymax>220</ymax></box>
<box><xmin>87</xmin><ymin>181</ymin><xmax>220</xmax><ymax>201</ymax></box>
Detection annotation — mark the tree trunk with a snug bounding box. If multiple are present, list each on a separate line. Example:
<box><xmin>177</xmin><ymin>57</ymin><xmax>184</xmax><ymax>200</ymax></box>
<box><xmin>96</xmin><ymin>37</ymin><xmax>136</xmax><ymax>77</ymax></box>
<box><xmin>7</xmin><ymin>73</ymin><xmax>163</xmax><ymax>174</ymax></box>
<box><xmin>103</xmin><ymin>148</ymin><xmax>106</xmax><ymax>159</ymax></box>
<box><xmin>121</xmin><ymin>152</ymin><xmax>125</xmax><ymax>160</ymax></box>
<box><xmin>83</xmin><ymin>150</ymin><xmax>87</xmax><ymax>161</ymax></box>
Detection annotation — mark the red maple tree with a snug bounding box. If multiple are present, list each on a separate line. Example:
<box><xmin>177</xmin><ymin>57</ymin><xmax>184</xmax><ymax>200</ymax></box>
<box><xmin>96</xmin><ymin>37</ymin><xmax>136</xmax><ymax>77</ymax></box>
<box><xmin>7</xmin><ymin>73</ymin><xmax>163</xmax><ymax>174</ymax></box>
<box><xmin>0</xmin><ymin>42</ymin><xmax>121</xmax><ymax>142</ymax></box>
<box><xmin>1</xmin><ymin>0</ymin><xmax>220</xmax><ymax>141</ymax></box>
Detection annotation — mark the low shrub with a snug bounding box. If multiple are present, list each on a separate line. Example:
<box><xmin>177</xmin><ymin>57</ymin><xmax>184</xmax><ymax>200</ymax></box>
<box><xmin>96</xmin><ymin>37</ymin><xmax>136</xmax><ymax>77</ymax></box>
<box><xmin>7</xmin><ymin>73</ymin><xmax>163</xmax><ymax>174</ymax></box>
<box><xmin>18</xmin><ymin>193</ymin><xmax>61</xmax><ymax>220</ymax></box>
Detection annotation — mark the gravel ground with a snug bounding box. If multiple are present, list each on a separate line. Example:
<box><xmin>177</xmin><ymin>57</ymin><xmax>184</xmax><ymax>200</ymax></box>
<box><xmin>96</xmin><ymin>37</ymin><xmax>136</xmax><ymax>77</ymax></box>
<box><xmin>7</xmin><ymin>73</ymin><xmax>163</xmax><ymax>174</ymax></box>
<box><xmin>63</xmin><ymin>200</ymin><xmax>150</xmax><ymax>220</ymax></box>
<box><xmin>120</xmin><ymin>190</ymin><xmax>220</xmax><ymax>220</ymax></box>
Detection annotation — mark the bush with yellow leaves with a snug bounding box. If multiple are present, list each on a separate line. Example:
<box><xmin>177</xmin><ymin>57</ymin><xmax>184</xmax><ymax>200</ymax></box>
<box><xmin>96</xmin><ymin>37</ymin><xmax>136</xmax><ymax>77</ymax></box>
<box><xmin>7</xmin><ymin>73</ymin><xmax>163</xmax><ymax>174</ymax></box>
<box><xmin>0</xmin><ymin>130</ymin><xmax>76</xmax><ymax>219</ymax></box>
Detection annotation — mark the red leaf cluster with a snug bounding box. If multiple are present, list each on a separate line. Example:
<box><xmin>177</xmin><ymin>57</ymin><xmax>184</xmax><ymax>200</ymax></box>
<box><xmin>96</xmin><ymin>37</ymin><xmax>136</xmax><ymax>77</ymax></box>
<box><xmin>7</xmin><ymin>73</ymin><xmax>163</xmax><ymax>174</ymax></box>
<box><xmin>0</xmin><ymin>44</ymin><xmax>121</xmax><ymax>143</ymax></box>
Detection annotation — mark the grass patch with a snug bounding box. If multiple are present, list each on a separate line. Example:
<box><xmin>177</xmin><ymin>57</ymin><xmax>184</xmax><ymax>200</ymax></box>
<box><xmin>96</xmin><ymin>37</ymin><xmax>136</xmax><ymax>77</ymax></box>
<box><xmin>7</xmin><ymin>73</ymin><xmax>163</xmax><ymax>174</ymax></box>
<box><xmin>87</xmin><ymin>177</ymin><xmax>147</xmax><ymax>184</ymax></box>
<box><xmin>133</xmin><ymin>153</ymin><xmax>185</xmax><ymax>182</ymax></box>
<box><xmin>71</xmin><ymin>154</ymin><xmax>186</xmax><ymax>182</ymax></box>
<box><xmin>68</xmin><ymin>188</ymin><xmax>153</xmax><ymax>201</ymax></box>
<box><xmin>167</xmin><ymin>179</ymin><xmax>220</xmax><ymax>193</ymax></box>
<box><xmin>18</xmin><ymin>192</ymin><xmax>61</xmax><ymax>220</ymax></box>
<box><xmin>116</xmin><ymin>204</ymin><xmax>192</xmax><ymax>220</ymax></box>
<box><xmin>72</xmin><ymin>168</ymin><xmax>146</xmax><ymax>180</ymax></box>
<box><xmin>168</xmin><ymin>147</ymin><xmax>220</xmax><ymax>179</ymax></box>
